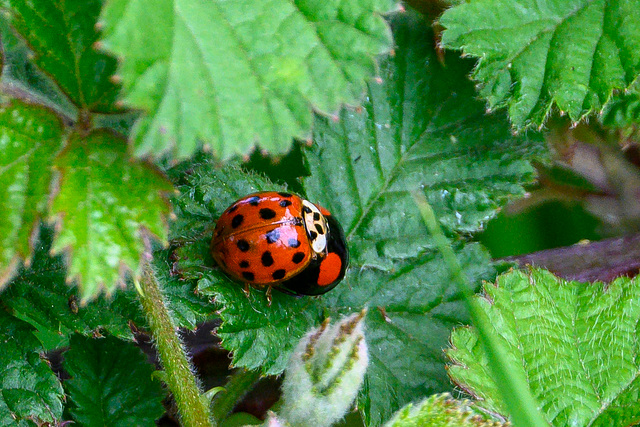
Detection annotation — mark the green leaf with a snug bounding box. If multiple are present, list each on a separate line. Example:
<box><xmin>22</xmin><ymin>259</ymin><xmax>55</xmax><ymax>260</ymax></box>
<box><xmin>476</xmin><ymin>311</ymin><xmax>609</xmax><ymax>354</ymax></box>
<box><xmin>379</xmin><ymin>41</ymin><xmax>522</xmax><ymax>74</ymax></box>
<box><xmin>0</xmin><ymin>19</ymin><xmax>77</xmax><ymax>119</ymax></box>
<box><xmin>448</xmin><ymin>269</ymin><xmax>640</xmax><ymax>426</ymax></box>
<box><xmin>2</xmin><ymin>227</ymin><xmax>147</xmax><ymax>342</ymax></box>
<box><xmin>152</xmin><ymin>251</ymin><xmax>217</xmax><ymax>329</ymax></box>
<box><xmin>0</xmin><ymin>100</ymin><xmax>64</xmax><ymax>288</ymax></box>
<box><xmin>50</xmin><ymin>130</ymin><xmax>173</xmax><ymax>301</ymax></box>
<box><xmin>440</xmin><ymin>0</ymin><xmax>640</xmax><ymax>128</ymax></box>
<box><xmin>64</xmin><ymin>335</ymin><xmax>165</xmax><ymax>426</ymax></box>
<box><xmin>384</xmin><ymin>393</ymin><xmax>505</xmax><ymax>427</ymax></box>
<box><xmin>174</xmin><ymin>10</ymin><xmax>544</xmax><ymax>425</ymax></box>
<box><xmin>2</xmin><ymin>0</ymin><xmax>121</xmax><ymax>112</ymax></box>
<box><xmin>0</xmin><ymin>311</ymin><xmax>64</xmax><ymax>426</ymax></box>
<box><xmin>304</xmin><ymin>11</ymin><xmax>543</xmax><ymax>424</ymax></box>
<box><xmin>99</xmin><ymin>0</ymin><xmax>396</xmax><ymax>160</ymax></box>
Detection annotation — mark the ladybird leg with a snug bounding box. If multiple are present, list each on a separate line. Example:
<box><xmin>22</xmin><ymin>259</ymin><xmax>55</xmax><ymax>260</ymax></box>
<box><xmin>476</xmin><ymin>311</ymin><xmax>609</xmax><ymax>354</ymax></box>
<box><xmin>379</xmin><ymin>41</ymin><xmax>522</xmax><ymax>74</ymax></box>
<box><xmin>243</xmin><ymin>283</ymin><xmax>251</xmax><ymax>298</ymax></box>
<box><xmin>266</xmin><ymin>286</ymin><xmax>273</xmax><ymax>306</ymax></box>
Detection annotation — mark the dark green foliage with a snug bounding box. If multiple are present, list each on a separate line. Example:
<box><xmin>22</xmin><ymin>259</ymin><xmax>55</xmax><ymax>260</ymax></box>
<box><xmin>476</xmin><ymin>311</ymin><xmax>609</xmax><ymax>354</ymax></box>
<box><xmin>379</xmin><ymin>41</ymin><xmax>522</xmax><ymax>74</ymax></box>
<box><xmin>0</xmin><ymin>311</ymin><xmax>63</xmax><ymax>426</ymax></box>
<box><xmin>64</xmin><ymin>335</ymin><xmax>165</xmax><ymax>426</ymax></box>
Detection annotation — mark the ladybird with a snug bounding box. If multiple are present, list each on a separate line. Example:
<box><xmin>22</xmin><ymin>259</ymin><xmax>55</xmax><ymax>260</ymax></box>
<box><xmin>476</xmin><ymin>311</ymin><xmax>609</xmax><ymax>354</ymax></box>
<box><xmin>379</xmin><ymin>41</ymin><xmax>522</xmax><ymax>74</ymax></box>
<box><xmin>211</xmin><ymin>191</ymin><xmax>348</xmax><ymax>296</ymax></box>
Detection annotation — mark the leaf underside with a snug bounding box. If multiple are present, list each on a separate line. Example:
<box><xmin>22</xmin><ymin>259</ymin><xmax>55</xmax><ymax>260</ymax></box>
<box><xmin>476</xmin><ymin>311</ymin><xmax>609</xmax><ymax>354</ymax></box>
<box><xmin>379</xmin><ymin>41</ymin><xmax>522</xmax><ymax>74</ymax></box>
<box><xmin>440</xmin><ymin>0</ymin><xmax>640</xmax><ymax>129</ymax></box>
<box><xmin>99</xmin><ymin>0</ymin><xmax>396</xmax><ymax>159</ymax></box>
<box><xmin>448</xmin><ymin>269</ymin><xmax>640</xmax><ymax>427</ymax></box>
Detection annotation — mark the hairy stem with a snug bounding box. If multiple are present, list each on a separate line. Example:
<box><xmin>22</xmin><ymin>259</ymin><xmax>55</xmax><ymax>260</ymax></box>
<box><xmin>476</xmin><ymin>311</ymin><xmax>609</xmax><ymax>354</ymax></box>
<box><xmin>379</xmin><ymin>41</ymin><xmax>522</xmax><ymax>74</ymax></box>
<box><xmin>138</xmin><ymin>260</ymin><xmax>212</xmax><ymax>427</ymax></box>
<box><xmin>210</xmin><ymin>368</ymin><xmax>262</xmax><ymax>422</ymax></box>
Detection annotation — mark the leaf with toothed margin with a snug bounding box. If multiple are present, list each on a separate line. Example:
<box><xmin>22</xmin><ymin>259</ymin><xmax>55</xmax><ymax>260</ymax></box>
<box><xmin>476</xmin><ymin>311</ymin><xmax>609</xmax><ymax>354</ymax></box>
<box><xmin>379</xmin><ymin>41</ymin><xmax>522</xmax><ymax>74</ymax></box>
<box><xmin>303</xmin><ymin>10</ymin><xmax>544</xmax><ymax>425</ymax></box>
<box><xmin>64</xmin><ymin>335</ymin><xmax>165</xmax><ymax>426</ymax></box>
<box><xmin>440</xmin><ymin>0</ymin><xmax>640</xmax><ymax>129</ymax></box>
<box><xmin>2</xmin><ymin>226</ymin><xmax>213</xmax><ymax>345</ymax></box>
<box><xmin>448</xmin><ymin>269</ymin><xmax>640</xmax><ymax>426</ymax></box>
<box><xmin>50</xmin><ymin>130</ymin><xmax>173</xmax><ymax>302</ymax></box>
<box><xmin>2</xmin><ymin>0</ymin><xmax>121</xmax><ymax>112</ymax></box>
<box><xmin>98</xmin><ymin>0</ymin><xmax>397</xmax><ymax>160</ymax></box>
<box><xmin>0</xmin><ymin>311</ymin><xmax>64</xmax><ymax>426</ymax></box>
<box><xmin>0</xmin><ymin>100</ymin><xmax>64</xmax><ymax>289</ymax></box>
<box><xmin>171</xmin><ymin>10</ymin><xmax>545</xmax><ymax>425</ymax></box>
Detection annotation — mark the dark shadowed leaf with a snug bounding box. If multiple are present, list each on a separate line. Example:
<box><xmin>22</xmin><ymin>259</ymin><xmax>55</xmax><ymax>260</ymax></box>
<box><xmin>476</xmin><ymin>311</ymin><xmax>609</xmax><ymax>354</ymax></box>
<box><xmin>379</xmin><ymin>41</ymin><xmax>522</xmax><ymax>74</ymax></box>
<box><xmin>2</xmin><ymin>0</ymin><xmax>121</xmax><ymax>112</ymax></box>
<box><xmin>0</xmin><ymin>311</ymin><xmax>63</xmax><ymax>426</ymax></box>
<box><xmin>64</xmin><ymin>335</ymin><xmax>165</xmax><ymax>426</ymax></box>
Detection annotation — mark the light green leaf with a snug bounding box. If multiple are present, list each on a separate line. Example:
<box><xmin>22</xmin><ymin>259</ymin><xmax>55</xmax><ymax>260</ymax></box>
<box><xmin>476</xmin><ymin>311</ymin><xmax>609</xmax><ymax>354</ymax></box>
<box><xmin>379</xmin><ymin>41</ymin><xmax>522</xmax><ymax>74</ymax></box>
<box><xmin>384</xmin><ymin>393</ymin><xmax>505</xmax><ymax>427</ymax></box>
<box><xmin>99</xmin><ymin>0</ymin><xmax>396</xmax><ymax>159</ymax></box>
<box><xmin>440</xmin><ymin>0</ymin><xmax>640</xmax><ymax>128</ymax></box>
<box><xmin>50</xmin><ymin>131</ymin><xmax>173</xmax><ymax>301</ymax></box>
<box><xmin>0</xmin><ymin>100</ymin><xmax>64</xmax><ymax>288</ymax></box>
<box><xmin>64</xmin><ymin>335</ymin><xmax>165</xmax><ymax>426</ymax></box>
<box><xmin>2</xmin><ymin>0</ymin><xmax>121</xmax><ymax>113</ymax></box>
<box><xmin>0</xmin><ymin>311</ymin><xmax>64</xmax><ymax>426</ymax></box>
<box><xmin>448</xmin><ymin>269</ymin><xmax>640</xmax><ymax>426</ymax></box>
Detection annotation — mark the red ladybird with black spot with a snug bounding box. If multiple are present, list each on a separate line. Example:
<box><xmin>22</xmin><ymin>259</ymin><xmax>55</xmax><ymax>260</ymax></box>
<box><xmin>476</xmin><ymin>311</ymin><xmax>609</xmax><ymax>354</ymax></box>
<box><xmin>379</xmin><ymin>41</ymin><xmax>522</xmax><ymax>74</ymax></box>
<box><xmin>210</xmin><ymin>191</ymin><xmax>348</xmax><ymax>296</ymax></box>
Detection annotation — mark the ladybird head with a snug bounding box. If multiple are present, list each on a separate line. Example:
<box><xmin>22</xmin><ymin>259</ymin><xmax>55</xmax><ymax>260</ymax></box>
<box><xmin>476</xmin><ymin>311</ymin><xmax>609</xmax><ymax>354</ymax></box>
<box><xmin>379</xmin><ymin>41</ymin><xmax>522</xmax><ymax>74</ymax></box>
<box><xmin>301</xmin><ymin>200</ymin><xmax>329</xmax><ymax>257</ymax></box>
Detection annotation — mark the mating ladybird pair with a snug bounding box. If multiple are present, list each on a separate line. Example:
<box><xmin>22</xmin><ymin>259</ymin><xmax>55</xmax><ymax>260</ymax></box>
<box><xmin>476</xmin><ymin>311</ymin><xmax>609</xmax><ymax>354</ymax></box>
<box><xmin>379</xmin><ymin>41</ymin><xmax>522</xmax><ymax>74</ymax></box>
<box><xmin>210</xmin><ymin>192</ymin><xmax>348</xmax><ymax>297</ymax></box>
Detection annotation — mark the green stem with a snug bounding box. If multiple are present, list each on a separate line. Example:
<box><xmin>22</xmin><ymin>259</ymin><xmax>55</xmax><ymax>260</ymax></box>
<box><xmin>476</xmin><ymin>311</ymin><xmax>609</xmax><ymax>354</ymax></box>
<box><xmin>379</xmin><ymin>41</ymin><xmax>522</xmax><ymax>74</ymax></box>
<box><xmin>138</xmin><ymin>260</ymin><xmax>213</xmax><ymax>427</ymax></box>
<box><xmin>412</xmin><ymin>191</ymin><xmax>547</xmax><ymax>427</ymax></box>
<box><xmin>210</xmin><ymin>368</ymin><xmax>262</xmax><ymax>422</ymax></box>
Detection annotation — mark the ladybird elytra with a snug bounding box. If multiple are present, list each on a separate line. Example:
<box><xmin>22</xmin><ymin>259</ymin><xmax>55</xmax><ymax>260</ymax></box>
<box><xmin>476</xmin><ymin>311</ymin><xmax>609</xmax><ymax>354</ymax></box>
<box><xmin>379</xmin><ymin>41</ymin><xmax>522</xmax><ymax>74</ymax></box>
<box><xmin>211</xmin><ymin>191</ymin><xmax>348</xmax><ymax>296</ymax></box>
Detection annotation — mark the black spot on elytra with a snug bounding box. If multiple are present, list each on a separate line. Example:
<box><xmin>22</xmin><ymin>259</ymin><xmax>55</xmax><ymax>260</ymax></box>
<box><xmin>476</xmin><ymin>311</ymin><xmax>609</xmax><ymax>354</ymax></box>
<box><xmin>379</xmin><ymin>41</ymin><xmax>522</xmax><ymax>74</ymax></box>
<box><xmin>237</xmin><ymin>239</ymin><xmax>250</xmax><ymax>252</ymax></box>
<box><xmin>272</xmin><ymin>269</ymin><xmax>286</xmax><ymax>280</ymax></box>
<box><xmin>288</xmin><ymin>238</ymin><xmax>301</xmax><ymax>248</ymax></box>
<box><xmin>248</xmin><ymin>196</ymin><xmax>260</xmax><ymax>206</ymax></box>
<box><xmin>260</xmin><ymin>208</ymin><xmax>276</xmax><ymax>219</ymax></box>
<box><xmin>261</xmin><ymin>251</ymin><xmax>274</xmax><ymax>267</ymax></box>
<box><xmin>239</xmin><ymin>260</ymin><xmax>249</xmax><ymax>268</ymax></box>
<box><xmin>231</xmin><ymin>214</ymin><xmax>244</xmax><ymax>228</ymax></box>
<box><xmin>279</xmin><ymin>200</ymin><xmax>292</xmax><ymax>207</ymax></box>
<box><xmin>303</xmin><ymin>206</ymin><xmax>312</xmax><ymax>214</ymax></box>
<box><xmin>266</xmin><ymin>229</ymin><xmax>280</xmax><ymax>244</ymax></box>
<box><xmin>292</xmin><ymin>252</ymin><xmax>305</xmax><ymax>264</ymax></box>
<box><xmin>242</xmin><ymin>272</ymin><xmax>255</xmax><ymax>281</ymax></box>
<box><xmin>278</xmin><ymin>192</ymin><xmax>293</xmax><ymax>198</ymax></box>
<box><xmin>309</xmin><ymin>230</ymin><xmax>318</xmax><ymax>240</ymax></box>
<box><xmin>315</xmin><ymin>224</ymin><xmax>324</xmax><ymax>235</ymax></box>
<box><xmin>313</xmin><ymin>212</ymin><xmax>320</xmax><ymax>221</ymax></box>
